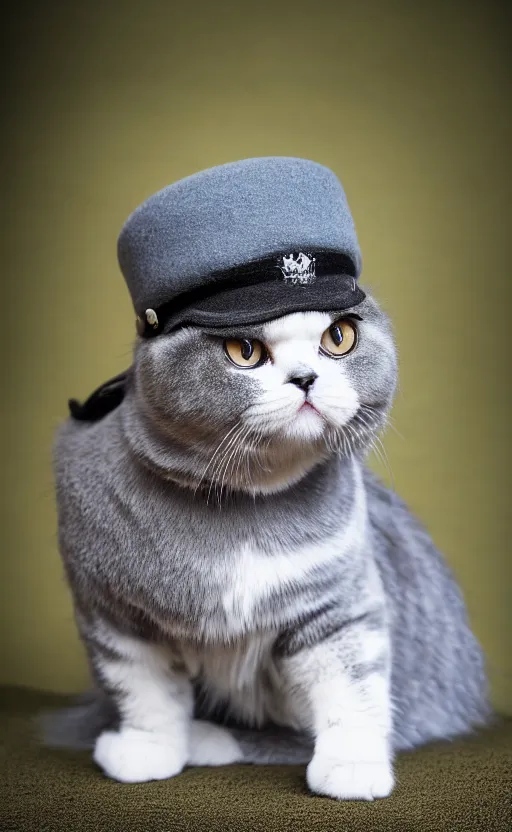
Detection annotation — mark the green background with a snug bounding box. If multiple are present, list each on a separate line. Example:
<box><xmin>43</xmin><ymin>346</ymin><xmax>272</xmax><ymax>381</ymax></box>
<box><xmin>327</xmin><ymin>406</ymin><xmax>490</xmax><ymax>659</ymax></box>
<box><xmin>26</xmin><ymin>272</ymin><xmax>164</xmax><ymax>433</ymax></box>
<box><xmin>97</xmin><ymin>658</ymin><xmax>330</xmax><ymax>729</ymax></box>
<box><xmin>1</xmin><ymin>0</ymin><xmax>510</xmax><ymax>714</ymax></box>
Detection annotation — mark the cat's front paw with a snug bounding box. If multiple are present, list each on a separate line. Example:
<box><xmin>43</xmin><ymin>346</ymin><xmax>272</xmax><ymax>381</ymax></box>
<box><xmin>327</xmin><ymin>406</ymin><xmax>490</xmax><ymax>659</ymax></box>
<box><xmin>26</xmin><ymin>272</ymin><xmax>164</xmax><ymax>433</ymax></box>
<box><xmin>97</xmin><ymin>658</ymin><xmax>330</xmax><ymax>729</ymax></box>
<box><xmin>307</xmin><ymin>728</ymin><xmax>394</xmax><ymax>800</ymax></box>
<box><xmin>94</xmin><ymin>728</ymin><xmax>187</xmax><ymax>783</ymax></box>
<box><xmin>307</xmin><ymin>756</ymin><xmax>394</xmax><ymax>800</ymax></box>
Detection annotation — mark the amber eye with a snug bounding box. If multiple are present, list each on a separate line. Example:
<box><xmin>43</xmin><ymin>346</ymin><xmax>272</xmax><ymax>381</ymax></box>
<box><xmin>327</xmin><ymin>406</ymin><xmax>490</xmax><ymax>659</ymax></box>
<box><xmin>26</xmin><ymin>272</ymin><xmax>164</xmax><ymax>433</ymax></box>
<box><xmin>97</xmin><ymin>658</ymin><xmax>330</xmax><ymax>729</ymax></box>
<box><xmin>224</xmin><ymin>338</ymin><xmax>266</xmax><ymax>368</ymax></box>
<box><xmin>320</xmin><ymin>319</ymin><xmax>357</xmax><ymax>357</ymax></box>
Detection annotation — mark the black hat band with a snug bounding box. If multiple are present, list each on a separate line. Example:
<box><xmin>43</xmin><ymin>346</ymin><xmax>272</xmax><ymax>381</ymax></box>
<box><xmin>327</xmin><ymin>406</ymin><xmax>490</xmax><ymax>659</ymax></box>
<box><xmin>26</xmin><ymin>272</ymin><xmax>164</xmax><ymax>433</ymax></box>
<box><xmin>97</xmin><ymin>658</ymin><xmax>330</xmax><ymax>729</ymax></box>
<box><xmin>136</xmin><ymin>250</ymin><xmax>364</xmax><ymax>337</ymax></box>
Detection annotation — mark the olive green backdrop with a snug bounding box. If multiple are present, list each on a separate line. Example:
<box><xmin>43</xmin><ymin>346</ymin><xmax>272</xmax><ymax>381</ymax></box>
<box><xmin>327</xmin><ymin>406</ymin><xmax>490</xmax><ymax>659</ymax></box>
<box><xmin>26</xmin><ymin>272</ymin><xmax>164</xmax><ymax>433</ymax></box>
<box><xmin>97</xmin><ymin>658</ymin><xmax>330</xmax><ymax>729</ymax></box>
<box><xmin>1</xmin><ymin>0</ymin><xmax>510</xmax><ymax>714</ymax></box>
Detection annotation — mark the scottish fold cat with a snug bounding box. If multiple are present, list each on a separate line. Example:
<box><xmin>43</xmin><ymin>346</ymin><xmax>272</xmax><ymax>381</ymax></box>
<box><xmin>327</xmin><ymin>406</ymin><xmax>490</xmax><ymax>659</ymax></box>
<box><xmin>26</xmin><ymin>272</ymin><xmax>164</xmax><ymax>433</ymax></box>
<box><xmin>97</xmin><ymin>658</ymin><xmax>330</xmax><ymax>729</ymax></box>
<box><xmin>44</xmin><ymin>295</ymin><xmax>490</xmax><ymax>801</ymax></box>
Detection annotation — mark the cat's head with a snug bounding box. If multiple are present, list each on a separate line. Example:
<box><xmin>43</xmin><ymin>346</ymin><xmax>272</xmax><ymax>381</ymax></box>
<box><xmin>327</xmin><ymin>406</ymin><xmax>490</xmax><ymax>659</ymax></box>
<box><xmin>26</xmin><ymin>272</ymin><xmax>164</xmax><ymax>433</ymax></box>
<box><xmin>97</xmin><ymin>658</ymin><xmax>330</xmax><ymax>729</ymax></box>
<box><xmin>128</xmin><ymin>293</ymin><xmax>397</xmax><ymax>493</ymax></box>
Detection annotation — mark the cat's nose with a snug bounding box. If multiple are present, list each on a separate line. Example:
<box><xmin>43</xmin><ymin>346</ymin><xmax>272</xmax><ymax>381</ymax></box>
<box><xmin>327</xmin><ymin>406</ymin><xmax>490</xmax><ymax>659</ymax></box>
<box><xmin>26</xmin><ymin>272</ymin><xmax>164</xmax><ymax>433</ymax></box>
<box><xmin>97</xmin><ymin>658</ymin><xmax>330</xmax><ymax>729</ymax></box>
<box><xmin>289</xmin><ymin>372</ymin><xmax>318</xmax><ymax>392</ymax></box>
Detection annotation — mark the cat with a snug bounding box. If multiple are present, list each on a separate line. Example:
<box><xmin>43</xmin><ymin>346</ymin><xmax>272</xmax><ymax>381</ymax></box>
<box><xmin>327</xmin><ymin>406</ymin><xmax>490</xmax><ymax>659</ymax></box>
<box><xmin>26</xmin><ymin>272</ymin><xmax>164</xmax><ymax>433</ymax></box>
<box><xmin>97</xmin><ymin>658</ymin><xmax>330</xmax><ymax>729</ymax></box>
<box><xmin>42</xmin><ymin>293</ymin><xmax>491</xmax><ymax>801</ymax></box>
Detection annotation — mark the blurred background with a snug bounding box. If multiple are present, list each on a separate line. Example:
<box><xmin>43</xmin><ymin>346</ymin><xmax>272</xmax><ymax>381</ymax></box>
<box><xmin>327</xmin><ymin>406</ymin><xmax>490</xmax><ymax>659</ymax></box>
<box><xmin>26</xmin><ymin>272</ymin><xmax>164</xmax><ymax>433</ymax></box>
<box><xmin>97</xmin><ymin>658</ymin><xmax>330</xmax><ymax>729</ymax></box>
<box><xmin>1</xmin><ymin>0</ymin><xmax>510</xmax><ymax>714</ymax></box>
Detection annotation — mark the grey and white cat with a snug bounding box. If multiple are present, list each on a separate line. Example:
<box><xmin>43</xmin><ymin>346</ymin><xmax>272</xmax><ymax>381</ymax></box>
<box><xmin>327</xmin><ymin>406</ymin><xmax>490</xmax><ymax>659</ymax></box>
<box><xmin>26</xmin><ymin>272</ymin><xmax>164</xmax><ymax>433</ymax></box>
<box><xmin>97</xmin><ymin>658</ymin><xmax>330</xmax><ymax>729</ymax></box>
<box><xmin>45</xmin><ymin>294</ymin><xmax>491</xmax><ymax>801</ymax></box>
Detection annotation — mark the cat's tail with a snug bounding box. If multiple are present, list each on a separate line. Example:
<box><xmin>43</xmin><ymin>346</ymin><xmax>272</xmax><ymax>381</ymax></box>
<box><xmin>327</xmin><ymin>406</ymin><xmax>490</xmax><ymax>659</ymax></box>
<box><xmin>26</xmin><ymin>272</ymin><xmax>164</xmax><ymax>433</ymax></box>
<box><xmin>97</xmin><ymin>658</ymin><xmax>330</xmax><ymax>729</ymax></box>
<box><xmin>38</xmin><ymin>692</ymin><xmax>313</xmax><ymax>764</ymax></box>
<box><xmin>38</xmin><ymin>689</ymin><xmax>118</xmax><ymax>750</ymax></box>
<box><xmin>229</xmin><ymin>724</ymin><xmax>313</xmax><ymax>764</ymax></box>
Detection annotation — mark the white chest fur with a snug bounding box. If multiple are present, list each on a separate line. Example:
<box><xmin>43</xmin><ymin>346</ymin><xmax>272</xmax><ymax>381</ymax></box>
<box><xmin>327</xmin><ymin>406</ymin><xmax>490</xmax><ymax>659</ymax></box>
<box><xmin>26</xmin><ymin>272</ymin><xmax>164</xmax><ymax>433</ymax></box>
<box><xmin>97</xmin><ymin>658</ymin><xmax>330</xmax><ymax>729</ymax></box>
<box><xmin>220</xmin><ymin>463</ymin><xmax>367</xmax><ymax>638</ymax></box>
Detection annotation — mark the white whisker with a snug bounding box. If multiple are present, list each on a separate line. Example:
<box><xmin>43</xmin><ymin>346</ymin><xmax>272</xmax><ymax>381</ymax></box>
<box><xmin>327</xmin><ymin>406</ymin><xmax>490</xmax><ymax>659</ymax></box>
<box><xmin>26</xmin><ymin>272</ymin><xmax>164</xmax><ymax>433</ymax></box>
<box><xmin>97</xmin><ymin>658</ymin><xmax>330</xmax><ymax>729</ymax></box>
<box><xmin>218</xmin><ymin>423</ymin><xmax>253</xmax><ymax>501</ymax></box>
<box><xmin>372</xmin><ymin>433</ymin><xmax>395</xmax><ymax>487</ymax></box>
<box><xmin>245</xmin><ymin>402</ymin><xmax>298</xmax><ymax>419</ymax></box>
<box><xmin>206</xmin><ymin>423</ymin><xmax>246</xmax><ymax>505</ymax></box>
<box><xmin>194</xmin><ymin>420</ymin><xmax>242</xmax><ymax>495</ymax></box>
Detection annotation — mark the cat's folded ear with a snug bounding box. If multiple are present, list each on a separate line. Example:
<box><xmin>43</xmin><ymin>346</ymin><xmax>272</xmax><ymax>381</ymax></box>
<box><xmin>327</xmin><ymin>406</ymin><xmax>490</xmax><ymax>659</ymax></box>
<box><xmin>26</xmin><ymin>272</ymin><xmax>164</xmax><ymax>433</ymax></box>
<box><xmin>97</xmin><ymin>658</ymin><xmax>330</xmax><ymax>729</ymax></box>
<box><xmin>68</xmin><ymin>371</ymin><xmax>130</xmax><ymax>422</ymax></box>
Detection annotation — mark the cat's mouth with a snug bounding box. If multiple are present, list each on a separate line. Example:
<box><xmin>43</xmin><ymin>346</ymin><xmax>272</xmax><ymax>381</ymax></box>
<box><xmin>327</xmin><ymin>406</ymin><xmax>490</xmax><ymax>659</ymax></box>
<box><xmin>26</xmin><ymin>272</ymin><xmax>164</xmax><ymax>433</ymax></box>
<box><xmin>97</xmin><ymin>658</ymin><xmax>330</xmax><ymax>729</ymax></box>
<box><xmin>299</xmin><ymin>401</ymin><xmax>322</xmax><ymax>417</ymax></box>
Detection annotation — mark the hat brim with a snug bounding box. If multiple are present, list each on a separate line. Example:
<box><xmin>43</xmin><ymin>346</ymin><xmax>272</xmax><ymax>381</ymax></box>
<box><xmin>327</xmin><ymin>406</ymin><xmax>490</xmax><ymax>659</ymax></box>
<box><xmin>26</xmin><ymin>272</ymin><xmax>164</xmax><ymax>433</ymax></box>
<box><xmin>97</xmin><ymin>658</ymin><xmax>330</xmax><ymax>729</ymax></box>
<box><xmin>166</xmin><ymin>273</ymin><xmax>365</xmax><ymax>331</ymax></box>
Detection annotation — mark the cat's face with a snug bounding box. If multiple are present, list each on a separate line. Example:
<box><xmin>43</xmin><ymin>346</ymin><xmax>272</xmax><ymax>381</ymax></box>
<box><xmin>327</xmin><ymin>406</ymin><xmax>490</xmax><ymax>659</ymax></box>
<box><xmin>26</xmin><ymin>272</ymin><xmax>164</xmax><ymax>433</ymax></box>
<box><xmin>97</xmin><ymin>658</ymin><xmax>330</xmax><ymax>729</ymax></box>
<box><xmin>133</xmin><ymin>294</ymin><xmax>397</xmax><ymax>493</ymax></box>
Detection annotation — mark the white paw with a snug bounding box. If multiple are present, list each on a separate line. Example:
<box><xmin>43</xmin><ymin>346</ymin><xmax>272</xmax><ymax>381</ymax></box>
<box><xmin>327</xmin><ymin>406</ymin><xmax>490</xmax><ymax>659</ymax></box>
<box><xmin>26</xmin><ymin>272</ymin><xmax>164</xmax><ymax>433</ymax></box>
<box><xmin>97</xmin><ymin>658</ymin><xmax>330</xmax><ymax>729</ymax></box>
<box><xmin>94</xmin><ymin>728</ymin><xmax>187</xmax><ymax>783</ymax></box>
<box><xmin>188</xmin><ymin>720</ymin><xmax>243</xmax><ymax>767</ymax></box>
<box><xmin>307</xmin><ymin>727</ymin><xmax>394</xmax><ymax>800</ymax></box>
<box><xmin>307</xmin><ymin>756</ymin><xmax>394</xmax><ymax>801</ymax></box>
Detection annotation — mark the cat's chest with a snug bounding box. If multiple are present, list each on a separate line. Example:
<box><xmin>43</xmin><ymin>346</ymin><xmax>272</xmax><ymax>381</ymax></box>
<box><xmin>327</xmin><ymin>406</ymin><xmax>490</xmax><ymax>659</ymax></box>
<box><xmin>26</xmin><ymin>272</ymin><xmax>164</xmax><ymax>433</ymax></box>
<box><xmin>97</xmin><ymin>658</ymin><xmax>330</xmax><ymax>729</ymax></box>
<box><xmin>89</xmin><ymin>451</ymin><xmax>367</xmax><ymax>640</ymax></box>
<box><xmin>217</xmin><ymin>534</ymin><xmax>351</xmax><ymax>636</ymax></box>
<box><xmin>200</xmin><ymin>506</ymin><xmax>366</xmax><ymax>645</ymax></box>
<box><xmin>142</xmin><ymin>473</ymin><xmax>367</xmax><ymax>641</ymax></box>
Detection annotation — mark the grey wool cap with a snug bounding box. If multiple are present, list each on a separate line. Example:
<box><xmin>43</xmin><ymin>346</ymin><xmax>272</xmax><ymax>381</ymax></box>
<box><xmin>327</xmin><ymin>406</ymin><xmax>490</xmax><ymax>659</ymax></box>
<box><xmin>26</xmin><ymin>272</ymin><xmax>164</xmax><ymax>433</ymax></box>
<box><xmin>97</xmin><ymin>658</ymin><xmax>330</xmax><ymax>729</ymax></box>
<box><xmin>117</xmin><ymin>157</ymin><xmax>365</xmax><ymax>337</ymax></box>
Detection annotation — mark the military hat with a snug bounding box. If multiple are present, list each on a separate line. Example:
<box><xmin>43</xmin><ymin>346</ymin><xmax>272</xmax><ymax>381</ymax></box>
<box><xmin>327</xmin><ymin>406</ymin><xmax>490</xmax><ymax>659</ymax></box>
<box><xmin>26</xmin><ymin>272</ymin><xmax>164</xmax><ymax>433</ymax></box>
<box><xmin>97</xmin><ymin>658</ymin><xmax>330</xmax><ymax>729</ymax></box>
<box><xmin>117</xmin><ymin>157</ymin><xmax>365</xmax><ymax>337</ymax></box>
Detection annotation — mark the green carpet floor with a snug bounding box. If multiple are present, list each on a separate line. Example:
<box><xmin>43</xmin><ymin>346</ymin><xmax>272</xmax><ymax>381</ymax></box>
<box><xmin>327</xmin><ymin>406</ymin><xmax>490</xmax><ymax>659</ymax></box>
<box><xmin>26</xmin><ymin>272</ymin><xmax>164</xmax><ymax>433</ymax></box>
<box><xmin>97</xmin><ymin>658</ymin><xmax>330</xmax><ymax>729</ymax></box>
<box><xmin>1</xmin><ymin>686</ymin><xmax>510</xmax><ymax>831</ymax></box>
